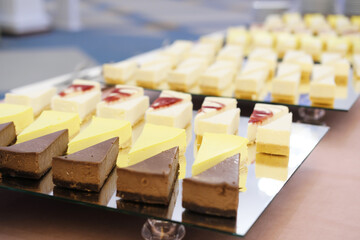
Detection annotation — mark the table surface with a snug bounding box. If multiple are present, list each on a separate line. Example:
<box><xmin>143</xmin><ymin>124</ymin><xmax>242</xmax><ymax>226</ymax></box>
<box><xmin>1</xmin><ymin>99</ymin><xmax>360</xmax><ymax>240</ymax></box>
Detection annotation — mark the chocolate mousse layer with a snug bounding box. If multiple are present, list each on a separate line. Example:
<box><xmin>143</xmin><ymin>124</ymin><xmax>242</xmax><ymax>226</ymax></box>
<box><xmin>0</xmin><ymin>129</ymin><xmax>68</xmax><ymax>179</ymax></box>
<box><xmin>117</xmin><ymin>146</ymin><xmax>179</xmax><ymax>205</ymax></box>
<box><xmin>53</xmin><ymin>137</ymin><xmax>119</xmax><ymax>192</ymax></box>
<box><xmin>182</xmin><ymin>154</ymin><xmax>240</xmax><ymax>218</ymax></box>
<box><xmin>0</xmin><ymin>122</ymin><xmax>16</xmax><ymax>146</ymax></box>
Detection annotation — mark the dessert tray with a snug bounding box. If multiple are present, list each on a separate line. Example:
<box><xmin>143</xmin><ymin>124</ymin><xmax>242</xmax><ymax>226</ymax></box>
<box><xmin>0</xmin><ymin>97</ymin><xmax>329</xmax><ymax>237</ymax></box>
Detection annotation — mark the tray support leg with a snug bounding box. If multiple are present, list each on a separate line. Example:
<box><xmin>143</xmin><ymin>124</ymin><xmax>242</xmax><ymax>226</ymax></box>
<box><xmin>141</xmin><ymin>218</ymin><xmax>185</xmax><ymax>240</ymax></box>
<box><xmin>298</xmin><ymin>107</ymin><xmax>326</xmax><ymax>125</ymax></box>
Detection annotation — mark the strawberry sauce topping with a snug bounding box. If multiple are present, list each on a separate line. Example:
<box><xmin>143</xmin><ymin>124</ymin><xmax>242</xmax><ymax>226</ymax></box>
<box><xmin>59</xmin><ymin>84</ymin><xmax>94</xmax><ymax>97</ymax></box>
<box><xmin>104</xmin><ymin>88</ymin><xmax>133</xmax><ymax>103</ymax></box>
<box><xmin>198</xmin><ymin>101</ymin><xmax>225</xmax><ymax>113</ymax></box>
<box><xmin>249</xmin><ymin>110</ymin><xmax>273</xmax><ymax>124</ymax></box>
<box><xmin>151</xmin><ymin>97</ymin><xmax>182</xmax><ymax>109</ymax></box>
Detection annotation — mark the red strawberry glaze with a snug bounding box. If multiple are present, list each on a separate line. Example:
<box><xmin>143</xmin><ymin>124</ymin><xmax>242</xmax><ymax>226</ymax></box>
<box><xmin>151</xmin><ymin>97</ymin><xmax>182</xmax><ymax>109</ymax></box>
<box><xmin>198</xmin><ymin>101</ymin><xmax>225</xmax><ymax>113</ymax></box>
<box><xmin>104</xmin><ymin>88</ymin><xmax>133</xmax><ymax>103</ymax></box>
<box><xmin>59</xmin><ymin>84</ymin><xmax>94</xmax><ymax>97</ymax></box>
<box><xmin>249</xmin><ymin>110</ymin><xmax>273</xmax><ymax>124</ymax></box>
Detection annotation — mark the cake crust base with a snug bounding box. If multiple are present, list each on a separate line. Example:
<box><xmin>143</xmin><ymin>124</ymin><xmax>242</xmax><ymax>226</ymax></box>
<box><xmin>272</xmin><ymin>94</ymin><xmax>296</xmax><ymax>104</ymax></box>
<box><xmin>335</xmin><ymin>75</ymin><xmax>348</xmax><ymax>85</ymax></box>
<box><xmin>104</xmin><ymin>77</ymin><xmax>126</xmax><ymax>85</ymax></box>
<box><xmin>256</xmin><ymin>142</ymin><xmax>289</xmax><ymax>156</ymax></box>
<box><xmin>136</xmin><ymin>80</ymin><xmax>163</xmax><ymax>89</ymax></box>
<box><xmin>53</xmin><ymin>178</ymin><xmax>103</xmax><ymax>192</ymax></box>
<box><xmin>235</xmin><ymin>90</ymin><xmax>258</xmax><ymax>100</ymax></box>
<box><xmin>168</xmin><ymin>82</ymin><xmax>195</xmax><ymax>92</ymax></box>
<box><xmin>0</xmin><ymin>167</ymin><xmax>50</xmax><ymax>179</ymax></box>
<box><xmin>182</xmin><ymin>201</ymin><xmax>237</xmax><ymax>218</ymax></box>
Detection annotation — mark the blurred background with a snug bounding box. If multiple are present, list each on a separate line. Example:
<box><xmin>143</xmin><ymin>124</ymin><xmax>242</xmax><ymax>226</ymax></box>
<box><xmin>0</xmin><ymin>0</ymin><xmax>359</xmax><ymax>93</ymax></box>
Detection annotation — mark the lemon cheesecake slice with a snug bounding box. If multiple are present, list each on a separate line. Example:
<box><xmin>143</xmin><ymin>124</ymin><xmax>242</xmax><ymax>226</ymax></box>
<box><xmin>354</xmin><ymin>54</ymin><xmax>360</xmax><ymax>81</ymax></box>
<box><xmin>186</xmin><ymin>43</ymin><xmax>216</xmax><ymax>65</ymax></box>
<box><xmin>283</xmin><ymin>50</ymin><xmax>314</xmax><ymax>83</ymax></box>
<box><xmin>300</xmin><ymin>36</ymin><xmax>323</xmax><ymax>62</ymax></box>
<box><xmin>17</xmin><ymin>110</ymin><xmax>80</xmax><ymax>143</ymax></box>
<box><xmin>51</xmin><ymin>79</ymin><xmax>101</xmax><ymax>122</ymax></box>
<box><xmin>161</xmin><ymin>40</ymin><xmax>193</xmax><ymax>66</ymax></box>
<box><xmin>310</xmin><ymin>65</ymin><xmax>336</xmax><ymax>106</ymax></box>
<box><xmin>0</xmin><ymin>103</ymin><xmax>34</xmax><ymax>134</ymax></box>
<box><xmin>248</xmin><ymin>48</ymin><xmax>277</xmax><ymax>79</ymax></box>
<box><xmin>275</xmin><ymin>33</ymin><xmax>299</xmax><ymax>59</ymax></box>
<box><xmin>256</xmin><ymin>113</ymin><xmax>292</xmax><ymax>156</ymax></box>
<box><xmin>146</xmin><ymin>90</ymin><xmax>193</xmax><ymax>129</ymax></box>
<box><xmin>103</xmin><ymin>60</ymin><xmax>138</xmax><ymax>84</ymax></box>
<box><xmin>247</xmin><ymin>103</ymin><xmax>289</xmax><ymax>144</ymax></box>
<box><xmin>96</xmin><ymin>85</ymin><xmax>149</xmax><ymax>126</ymax></box>
<box><xmin>5</xmin><ymin>87</ymin><xmax>56</xmax><ymax>116</ymax></box>
<box><xmin>216</xmin><ymin>44</ymin><xmax>243</xmax><ymax>69</ymax></box>
<box><xmin>67</xmin><ymin>117</ymin><xmax>131</xmax><ymax>154</ymax></box>
<box><xmin>272</xmin><ymin>63</ymin><xmax>301</xmax><ymax>104</ymax></box>
<box><xmin>321</xmin><ymin>52</ymin><xmax>350</xmax><ymax>85</ymax></box>
<box><xmin>199</xmin><ymin>34</ymin><xmax>224</xmax><ymax>52</ymax></box>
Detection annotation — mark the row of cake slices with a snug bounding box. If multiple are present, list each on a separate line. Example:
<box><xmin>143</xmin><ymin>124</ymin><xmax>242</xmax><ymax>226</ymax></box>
<box><xmin>0</xmin><ymin>86</ymin><xmax>292</xmax><ymax>218</ymax></box>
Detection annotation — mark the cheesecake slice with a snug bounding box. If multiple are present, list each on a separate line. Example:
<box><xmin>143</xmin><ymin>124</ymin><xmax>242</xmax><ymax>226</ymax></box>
<box><xmin>256</xmin><ymin>113</ymin><xmax>292</xmax><ymax>156</ymax></box>
<box><xmin>146</xmin><ymin>90</ymin><xmax>193</xmax><ymax>129</ymax></box>
<box><xmin>161</xmin><ymin>40</ymin><xmax>193</xmax><ymax>66</ymax></box>
<box><xmin>5</xmin><ymin>87</ymin><xmax>56</xmax><ymax>116</ymax></box>
<box><xmin>354</xmin><ymin>54</ymin><xmax>360</xmax><ymax>81</ymax></box>
<box><xmin>300</xmin><ymin>36</ymin><xmax>323</xmax><ymax>62</ymax></box>
<box><xmin>321</xmin><ymin>52</ymin><xmax>350</xmax><ymax>85</ymax></box>
<box><xmin>216</xmin><ymin>44</ymin><xmax>243</xmax><ymax>69</ymax></box>
<box><xmin>326</xmin><ymin>37</ymin><xmax>349</xmax><ymax>57</ymax></box>
<box><xmin>235</xmin><ymin>60</ymin><xmax>269</xmax><ymax>100</ymax></box>
<box><xmin>67</xmin><ymin>117</ymin><xmax>131</xmax><ymax>154</ymax></box>
<box><xmin>272</xmin><ymin>63</ymin><xmax>301</xmax><ymax>104</ymax></box>
<box><xmin>186</xmin><ymin>43</ymin><xmax>216</xmax><ymax>65</ymax></box>
<box><xmin>103</xmin><ymin>60</ymin><xmax>138</xmax><ymax>84</ymax></box>
<box><xmin>199</xmin><ymin>60</ymin><xmax>237</xmax><ymax>96</ymax></box>
<box><xmin>251</xmin><ymin>32</ymin><xmax>275</xmax><ymax>50</ymax></box>
<box><xmin>121</xmin><ymin>123</ymin><xmax>186</xmax><ymax>167</ymax></box>
<box><xmin>117</xmin><ymin>146</ymin><xmax>179</xmax><ymax>205</ymax></box>
<box><xmin>309</xmin><ymin>65</ymin><xmax>336</xmax><ymax>106</ymax></box>
<box><xmin>0</xmin><ymin>103</ymin><xmax>34</xmax><ymax>134</ymax></box>
<box><xmin>248</xmin><ymin>48</ymin><xmax>277</xmax><ymax>79</ymax></box>
<box><xmin>247</xmin><ymin>103</ymin><xmax>289</xmax><ymax>144</ymax></box>
<box><xmin>167</xmin><ymin>58</ymin><xmax>208</xmax><ymax>91</ymax></box>
<box><xmin>183</xmin><ymin>154</ymin><xmax>239</xmax><ymax>218</ymax></box>
<box><xmin>51</xmin><ymin>79</ymin><xmax>101</xmax><ymax>122</ymax></box>
<box><xmin>16</xmin><ymin>110</ymin><xmax>80</xmax><ymax>144</ymax></box>
<box><xmin>0</xmin><ymin>130</ymin><xmax>68</xmax><ymax>179</ymax></box>
<box><xmin>96</xmin><ymin>85</ymin><xmax>149</xmax><ymax>126</ymax></box>
<box><xmin>137</xmin><ymin>55</ymin><xmax>172</xmax><ymax>89</ymax></box>
<box><xmin>53</xmin><ymin>137</ymin><xmax>119</xmax><ymax>192</ymax></box>
<box><xmin>199</xmin><ymin>34</ymin><xmax>224</xmax><ymax>52</ymax></box>
<box><xmin>0</xmin><ymin>122</ymin><xmax>16</xmax><ymax>146</ymax></box>
<box><xmin>275</xmin><ymin>33</ymin><xmax>299</xmax><ymax>58</ymax></box>
<box><xmin>283</xmin><ymin>50</ymin><xmax>314</xmax><ymax>83</ymax></box>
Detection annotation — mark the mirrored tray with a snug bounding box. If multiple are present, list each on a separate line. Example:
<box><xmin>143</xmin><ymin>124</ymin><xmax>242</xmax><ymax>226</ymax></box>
<box><xmin>0</xmin><ymin>105</ymin><xmax>329</xmax><ymax>237</ymax></box>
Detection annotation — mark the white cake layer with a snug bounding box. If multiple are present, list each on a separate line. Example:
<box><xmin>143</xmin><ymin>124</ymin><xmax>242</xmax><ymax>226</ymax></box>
<box><xmin>168</xmin><ymin>58</ymin><xmax>208</xmax><ymax>86</ymax></box>
<box><xmin>73</xmin><ymin>79</ymin><xmax>101</xmax><ymax>90</ymax></box>
<box><xmin>146</xmin><ymin>101</ymin><xmax>193</xmax><ymax>128</ymax></box>
<box><xmin>216</xmin><ymin>45</ymin><xmax>243</xmax><ymax>68</ymax></box>
<box><xmin>283</xmin><ymin>50</ymin><xmax>314</xmax><ymax>72</ymax></box>
<box><xmin>5</xmin><ymin>87</ymin><xmax>56</xmax><ymax>116</ymax></box>
<box><xmin>236</xmin><ymin>71</ymin><xmax>268</xmax><ymax>92</ymax></box>
<box><xmin>196</xmin><ymin>108</ymin><xmax>240</xmax><ymax>136</ymax></box>
<box><xmin>110</xmin><ymin>85</ymin><xmax>144</xmax><ymax>100</ymax></box>
<box><xmin>200</xmin><ymin>60</ymin><xmax>237</xmax><ymax>89</ymax></box>
<box><xmin>257</xmin><ymin>113</ymin><xmax>292</xmax><ymax>146</ymax></box>
<box><xmin>272</xmin><ymin>63</ymin><xmax>301</xmax><ymax>96</ymax></box>
<box><xmin>96</xmin><ymin>96</ymin><xmax>149</xmax><ymax>126</ymax></box>
<box><xmin>103</xmin><ymin>60</ymin><xmax>137</xmax><ymax>81</ymax></box>
<box><xmin>310</xmin><ymin>65</ymin><xmax>336</xmax><ymax>98</ymax></box>
<box><xmin>247</xmin><ymin>103</ymin><xmax>289</xmax><ymax>143</ymax></box>
<box><xmin>137</xmin><ymin>62</ymin><xmax>172</xmax><ymax>84</ymax></box>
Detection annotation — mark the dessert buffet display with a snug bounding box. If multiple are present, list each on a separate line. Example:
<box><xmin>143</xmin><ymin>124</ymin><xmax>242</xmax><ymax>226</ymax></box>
<box><xmin>0</xmin><ymin>78</ymin><xmax>329</xmax><ymax>236</ymax></box>
<box><xmin>98</xmin><ymin>13</ymin><xmax>359</xmax><ymax>111</ymax></box>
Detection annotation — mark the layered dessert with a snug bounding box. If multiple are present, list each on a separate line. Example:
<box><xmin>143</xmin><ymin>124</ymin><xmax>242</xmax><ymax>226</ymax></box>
<box><xmin>256</xmin><ymin>113</ymin><xmax>292</xmax><ymax>156</ymax></box>
<box><xmin>235</xmin><ymin>60</ymin><xmax>269</xmax><ymax>100</ymax></box>
<box><xmin>248</xmin><ymin>48</ymin><xmax>277</xmax><ymax>79</ymax></box>
<box><xmin>199</xmin><ymin>34</ymin><xmax>224</xmax><ymax>52</ymax></box>
<box><xmin>321</xmin><ymin>52</ymin><xmax>350</xmax><ymax>85</ymax></box>
<box><xmin>251</xmin><ymin>32</ymin><xmax>275</xmax><ymax>50</ymax></box>
<box><xmin>216</xmin><ymin>44</ymin><xmax>243</xmax><ymax>69</ymax></box>
<box><xmin>146</xmin><ymin>90</ymin><xmax>193</xmax><ymax>129</ymax></box>
<box><xmin>275</xmin><ymin>33</ymin><xmax>299</xmax><ymax>58</ymax></box>
<box><xmin>5</xmin><ymin>87</ymin><xmax>56</xmax><ymax>116</ymax></box>
<box><xmin>0</xmin><ymin>103</ymin><xmax>33</xmax><ymax>134</ymax></box>
<box><xmin>186</xmin><ymin>43</ymin><xmax>216</xmax><ymax>65</ymax></box>
<box><xmin>247</xmin><ymin>103</ymin><xmax>289</xmax><ymax>144</ymax></box>
<box><xmin>0</xmin><ymin>122</ymin><xmax>16</xmax><ymax>146</ymax></box>
<box><xmin>117</xmin><ymin>147</ymin><xmax>179</xmax><ymax>205</ymax></box>
<box><xmin>199</xmin><ymin>60</ymin><xmax>237</xmax><ymax>96</ymax></box>
<box><xmin>194</xmin><ymin>97</ymin><xmax>239</xmax><ymax>147</ymax></box>
<box><xmin>272</xmin><ymin>63</ymin><xmax>301</xmax><ymax>104</ymax></box>
<box><xmin>51</xmin><ymin>79</ymin><xmax>101</xmax><ymax>122</ymax></box>
<box><xmin>255</xmin><ymin>153</ymin><xmax>289</xmax><ymax>181</ymax></box>
<box><xmin>16</xmin><ymin>110</ymin><xmax>80</xmax><ymax>144</ymax></box>
<box><xmin>103</xmin><ymin>60</ymin><xmax>138</xmax><ymax>84</ymax></box>
<box><xmin>0</xmin><ymin>130</ymin><xmax>68</xmax><ymax>179</ymax></box>
<box><xmin>309</xmin><ymin>65</ymin><xmax>336</xmax><ymax>106</ymax></box>
<box><xmin>300</xmin><ymin>36</ymin><xmax>323</xmax><ymax>62</ymax></box>
<box><xmin>326</xmin><ymin>37</ymin><xmax>349</xmax><ymax>56</ymax></box>
<box><xmin>53</xmin><ymin>137</ymin><xmax>119</xmax><ymax>192</ymax></box>
<box><xmin>354</xmin><ymin>54</ymin><xmax>360</xmax><ymax>81</ymax></box>
<box><xmin>167</xmin><ymin>58</ymin><xmax>208</xmax><ymax>91</ymax></box>
<box><xmin>161</xmin><ymin>40</ymin><xmax>193</xmax><ymax>66</ymax></box>
<box><xmin>96</xmin><ymin>85</ymin><xmax>149</xmax><ymax>126</ymax></box>
<box><xmin>67</xmin><ymin>116</ymin><xmax>131</xmax><ymax>154</ymax></box>
<box><xmin>226</xmin><ymin>26</ymin><xmax>250</xmax><ymax>54</ymax></box>
<box><xmin>283</xmin><ymin>50</ymin><xmax>314</xmax><ymax>83</ymax></box>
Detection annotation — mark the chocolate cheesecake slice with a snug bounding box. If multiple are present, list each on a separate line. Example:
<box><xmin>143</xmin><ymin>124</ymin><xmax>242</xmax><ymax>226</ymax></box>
<box><xmin>53</xmin><ymin>137</ymin><xmax>119</xmax><ymax>192</ymax></box>
<box><xmin>182</xmin><ymin>154</ymin><xmax>240</xmax><ymax>218</ymax></box>
<box><xmin>0</xmin><ymin>129</ymin><xmax>68</xmax><ymax>179</ymax></box>
<box><xmin>0</xmin><ymin>122</ymin><xmax>16</xmax><ymax>146</ymax></box>
<box><xmin>117</xmin><ymin>146</ymin><xmax>179</xmax><ymax>205</ymax></box>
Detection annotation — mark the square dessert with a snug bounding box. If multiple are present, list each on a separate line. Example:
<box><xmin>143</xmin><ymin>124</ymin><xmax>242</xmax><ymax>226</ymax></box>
<box><xmin>251</xmin><ymin>32</ymin><xmax>275</xmax><ymax>49</ymax></box>
<box><xmin>103</xmin><ymin>60</ymin><xmax>138</xmax><ymax>84</ymax></box>
<box><xmin>0</xmin><ymin>130</ymin><xmax>68</xmax><ymax>179</ymax></box>
<box><xmin>300</xmin><ymin>36</ymin><xmax>323</xmax><ymax>62</ymax></box>
<box><xmin>283</xmin><ymin>50</ymin><xmax>314</xmax><ymax>83</ymax></box>
<box><xmin>0</xmin><ymin>122</ymin><xmax>16</xmax><ymax>147</ymax></box>
<box><xmin>161</xmin><ymin>40</ymin><xmax>193</xmax><ymax>66</ymax></box>
<box><xmin>199</xmin><ymin>34</ymin><xmax>224</xmax><ymax>52</ymax></box>
<box><xmin>185</xmin><ymin>43</ymin><xmax>216</xmax><ymax>65</ymax></box>
<box><xmin>325</xmin><ymin>37</ymin><xmax>349</xmax><ymax>57</ymax></box>
<box><xmin>199</xmin><ymin>60</ymin><xmax>237</xmax><ymax>96</ymax></box>
<box><xmin>167</xmin><ymin>58</ymin><xmax>208</xmax><ymax>91</ymax></box>
<box><xmin>53</xmin><ymin>137</ymin><xmax>119</xmax><ymax>192</ymax></box>
<box><xmin>146</xmin><ymin>90</ymin><xmax>193</xmax><ymax>129</ymax></box>
<box><xmin>235</xmin><ymin>60</ymin><xmax>269</xmax><ymax>100</ymax></box>
<box><xmin>256</xmin><ymin>113</ymin><xmax>292</xmax><ymax>156</ymax></box>
<box><xmin>354</xmin><ymin>54</ymin><xmax>360</xmax><ymax>81</ymax></box>
<box><xmin>216</xmin><ymin>44</ymin><xmax>243</xmax><ymax>69</ymax></box>
<box><xmin>96</xmin><ymin>85</ymin><xmax>149</xmax><ymax>126</ymax></box>
<box><xmin>321</xmin><ymin>52</ymin><xmax>350</xmax><ymax>85</ymax></box>
<box><xmin>309</xmin><ymin>65</ymin><xmax>336</xmax><ymax>106</ymax></box>
<box><xmin>272</xmin><ymin>63</ymin><xmax>301</xmax><ymax>104</ymax></box>
<box><xmin>275</xmin><ymin>33</ymin><xmax>299</xmax><ymax>59</ymax></box>
<box><xmin>226</xmin><ymin>27</ymin><xmax>250</xmax><ymax>53</ymax></box>
<box><xmin>51</xmin><ymin>79</ymin><xmax>101</xmax><ymax>122</ymax></box>
<box><xmin>0</xmin><ymin>103</ymin><xmax>33</xmax><ymax>134</ymax></box>
<box><xmin>248</xmin><ymin>48</ymin><xmax>277</xmax><ymax>79</ymax></box>
<box><xmin>5</xmin><ymin>87</ymin><xmax>56</xmax><ymax>116</ymax></box>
